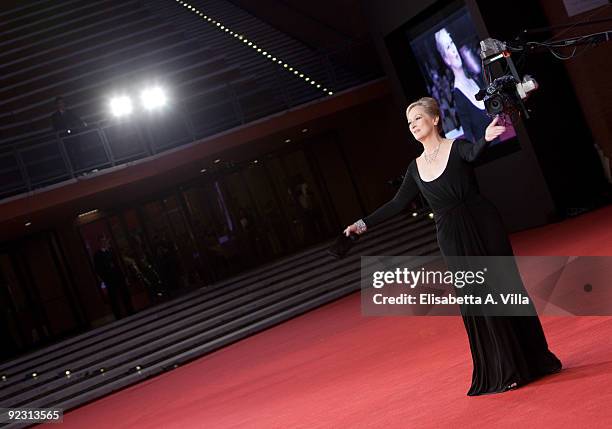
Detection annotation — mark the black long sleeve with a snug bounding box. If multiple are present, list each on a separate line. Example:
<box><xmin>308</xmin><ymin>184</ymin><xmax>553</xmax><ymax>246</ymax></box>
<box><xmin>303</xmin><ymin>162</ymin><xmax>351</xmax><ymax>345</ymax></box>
<box><xmin>456</xmin><ymin>137</ymin><xmax>492</xmax><ymax>162</ymax></box>
<box><xmin>362</xmin><ymin>164</ymin><xmax>419</xmax><ymax>229</ymax></box>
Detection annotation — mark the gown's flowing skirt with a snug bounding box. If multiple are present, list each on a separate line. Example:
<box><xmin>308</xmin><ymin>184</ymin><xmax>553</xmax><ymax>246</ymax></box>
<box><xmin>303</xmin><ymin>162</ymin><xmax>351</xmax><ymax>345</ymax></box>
<box><xmin>436</xmin><ymin>197</ymin><xmax>561</xmax><ymax>395</ymax></box>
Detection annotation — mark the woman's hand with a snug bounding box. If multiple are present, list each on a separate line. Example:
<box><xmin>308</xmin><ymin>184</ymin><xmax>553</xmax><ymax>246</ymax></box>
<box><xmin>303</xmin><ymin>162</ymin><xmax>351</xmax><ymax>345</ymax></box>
<box><xmin>344</xmin><ymin>223</ymin><xmax>360</xmax><ymax>237</ymax></box>
<box><xmin>344</xmin><ymin>219</ymin><xmax>367</xmax><ymax>236</ymax></box>
<box><xmin>484</xmin><ymin>115</ymin><xmax>506</xmax><ymax>142</ymax></box>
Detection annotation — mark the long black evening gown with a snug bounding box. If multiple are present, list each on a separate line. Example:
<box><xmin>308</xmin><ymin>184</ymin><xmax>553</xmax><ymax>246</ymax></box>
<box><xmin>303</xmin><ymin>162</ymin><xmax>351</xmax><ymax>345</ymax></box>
<box><xmin>362</xmin><ymin>137</ymin><xmax>562</xmax><ymax>395</ymax></box>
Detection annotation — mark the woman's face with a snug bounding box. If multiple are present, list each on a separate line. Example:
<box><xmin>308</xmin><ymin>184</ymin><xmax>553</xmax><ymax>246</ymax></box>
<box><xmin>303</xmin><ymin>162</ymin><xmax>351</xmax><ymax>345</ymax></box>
<box><xmin>438</xmin><ymin>30</ymin><xmax>462</xmax><ymax>70</ymax></box>
<box><xmin>407</xmin><ymin>106</ymin><xmax>438</xmax><ymax>141</ymax></box>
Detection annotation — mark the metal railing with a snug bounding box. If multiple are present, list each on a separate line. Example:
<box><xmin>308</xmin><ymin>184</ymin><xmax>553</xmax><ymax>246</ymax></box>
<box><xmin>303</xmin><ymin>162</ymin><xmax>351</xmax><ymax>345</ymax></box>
<box><xmin>0</xmin><ymin>38</ymin><xmax>383</xmax><ymax>201</ymax></box>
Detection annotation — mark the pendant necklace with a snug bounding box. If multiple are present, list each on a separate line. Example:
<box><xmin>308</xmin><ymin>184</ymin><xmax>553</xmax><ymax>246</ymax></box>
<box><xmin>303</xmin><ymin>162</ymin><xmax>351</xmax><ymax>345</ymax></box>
<box><xmin>424</xmin><ymin>141</ymin><xmax>442</xmax><ymax>164</ymax></box>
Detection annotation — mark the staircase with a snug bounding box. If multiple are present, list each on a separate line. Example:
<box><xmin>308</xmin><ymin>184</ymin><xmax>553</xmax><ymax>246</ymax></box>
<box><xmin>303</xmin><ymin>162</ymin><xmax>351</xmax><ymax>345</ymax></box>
<box><xmin>0</xmin><ymin>212</ymin><xmax>437</xmax><ymax>428</ymax></box>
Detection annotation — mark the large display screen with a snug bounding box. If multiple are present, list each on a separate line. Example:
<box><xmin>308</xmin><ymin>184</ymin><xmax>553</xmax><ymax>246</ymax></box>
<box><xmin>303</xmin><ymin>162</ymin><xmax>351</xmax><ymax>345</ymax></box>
<box><xmin>385</xmin><ymin>0</ymin><xmax>519</xmax><ymax>156</ymax></box>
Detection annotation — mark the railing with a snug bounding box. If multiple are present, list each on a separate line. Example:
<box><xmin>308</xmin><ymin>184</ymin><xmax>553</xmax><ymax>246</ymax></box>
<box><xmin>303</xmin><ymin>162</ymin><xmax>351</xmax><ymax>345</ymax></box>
<box><xmin>0</xmin><ymin>38</ymin><xmax>383</xmax><ymax>201</ymax></box>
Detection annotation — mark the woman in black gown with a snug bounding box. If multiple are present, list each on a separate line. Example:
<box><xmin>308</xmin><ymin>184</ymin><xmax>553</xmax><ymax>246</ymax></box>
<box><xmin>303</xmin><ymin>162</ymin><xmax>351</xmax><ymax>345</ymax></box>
<box><xmin>344</xmin><ymin>97</ymin><xmax>561</xmax><ymax>396</ymax></box>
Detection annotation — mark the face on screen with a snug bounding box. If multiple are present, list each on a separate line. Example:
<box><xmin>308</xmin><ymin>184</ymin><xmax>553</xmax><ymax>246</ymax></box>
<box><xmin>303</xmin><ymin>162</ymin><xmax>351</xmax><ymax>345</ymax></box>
<box><xmin>436</xmin><ymin>29</ymin><xmax>462</xmax><ymax>70</ymax></box>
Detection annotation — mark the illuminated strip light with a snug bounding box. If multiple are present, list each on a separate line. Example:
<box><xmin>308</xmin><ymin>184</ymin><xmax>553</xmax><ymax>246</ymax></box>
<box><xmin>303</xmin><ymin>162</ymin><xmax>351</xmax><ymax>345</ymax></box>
<box><xmin>78</xmin><ymin>209</ymin><xmax>99</xmax><ymax>218</ymax></box>
<box><xmin>174</xmin><ymin>0</ymin><xmax>333</xmax><ymax>96</ymax></box>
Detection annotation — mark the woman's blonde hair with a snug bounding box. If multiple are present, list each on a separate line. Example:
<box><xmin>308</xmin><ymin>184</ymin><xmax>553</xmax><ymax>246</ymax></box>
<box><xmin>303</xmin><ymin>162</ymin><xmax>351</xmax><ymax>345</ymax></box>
<box><xmin>406</xmin><ymin>97</ymin><xmax>443</xmax><ymax>134</ymax></box>
<box><xmin>434</xmin><ymin>28</ymin><xmax>452</xmax><ymax>66</ymax></box>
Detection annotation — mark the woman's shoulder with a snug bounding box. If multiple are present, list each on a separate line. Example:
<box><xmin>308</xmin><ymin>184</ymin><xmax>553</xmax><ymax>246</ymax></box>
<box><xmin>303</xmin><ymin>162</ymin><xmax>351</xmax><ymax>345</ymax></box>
<box><xmin>452</xmin><ymin>138</ymin><xmax>472</xmax><ymax>149</ymax></box>
<box><xmin>407</xmin><ymin>158</ymin><xmax>418</xmax><ymax>173</ymax></box>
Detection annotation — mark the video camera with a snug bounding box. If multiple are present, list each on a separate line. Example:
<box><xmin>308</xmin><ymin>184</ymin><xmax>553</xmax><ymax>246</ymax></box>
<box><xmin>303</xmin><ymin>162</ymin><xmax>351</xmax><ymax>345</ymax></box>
<box><xmin>477</xmin><ymin>38</ymin><xmax>538</xmax><ymax>118</ymax></box>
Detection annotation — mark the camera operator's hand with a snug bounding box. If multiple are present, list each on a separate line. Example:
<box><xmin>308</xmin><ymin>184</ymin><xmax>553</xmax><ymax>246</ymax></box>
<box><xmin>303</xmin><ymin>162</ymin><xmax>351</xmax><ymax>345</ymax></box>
<box><xmin>484</xmin><ymin>115</ymin><xmax>506</xmax><ymax>142</ymax></box>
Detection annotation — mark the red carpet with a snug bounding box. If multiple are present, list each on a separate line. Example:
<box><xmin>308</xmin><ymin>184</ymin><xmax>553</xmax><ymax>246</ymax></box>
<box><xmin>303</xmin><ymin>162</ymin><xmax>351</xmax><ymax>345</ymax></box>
<box><xmin>45</xmin><ymin>205</ymin><xmax>612</xmax><ymax>428</ymax></box>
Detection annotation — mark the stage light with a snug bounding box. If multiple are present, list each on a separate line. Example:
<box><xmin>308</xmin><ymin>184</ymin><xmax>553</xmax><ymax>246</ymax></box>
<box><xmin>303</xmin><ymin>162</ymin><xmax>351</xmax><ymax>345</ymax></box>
<box><xmin>110</xmin><ymin>96</ymin><xmax>133</xmax><ymax>117</ymax></box>
<box><xmin>302</xmin><ymin>128</ymin><xmax>308</xmax><ymax>133</ymax></box>
<box><xmin>214</xmin><ymin>159</ymin><xmax>221</xmax><ymax>163</ymax></box>
<box><xmin>284</xmin><ymin>139</ymin><xmax>291</xmax><ymax>143</ymax></box>
<box><xmin>25</xmin><ymin>221</ymin><xmax>32</xmax><ymax>227</ymax></box>
<box><xmin>65</xmin><ymin>370</ymin><xmax>71</xmax><ymax>376</ymax></box>
<box><xmin>412</xmin><ymin>212</ymin><xmax>418</xmax><ymax>217</ymax></box>
<box><xmin>31</xmin><ymin>372</ymin><xmax>38</xmax><ymax>378</ymax></box>
<box><xmin>1</xmin><ymin>375</ymin><xmax>7</xmax><ymax>381</ymax></box>
<box><xmin>140</xmin><ymin>87</ymin><xmax>167</xmax><ymax>110</ymax></box>
<box><xmin>428</xmin><ymin>213</ymin><xmax>434</xmax><ymax>219</ymax></box>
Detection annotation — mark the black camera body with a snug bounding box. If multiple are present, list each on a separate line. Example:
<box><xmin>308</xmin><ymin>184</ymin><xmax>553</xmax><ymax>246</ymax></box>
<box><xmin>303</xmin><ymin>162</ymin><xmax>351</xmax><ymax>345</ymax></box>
<box><xmin>475</xmin><ymin>75</ymin><xmax>522</xmax><ymax>116</ymax></box>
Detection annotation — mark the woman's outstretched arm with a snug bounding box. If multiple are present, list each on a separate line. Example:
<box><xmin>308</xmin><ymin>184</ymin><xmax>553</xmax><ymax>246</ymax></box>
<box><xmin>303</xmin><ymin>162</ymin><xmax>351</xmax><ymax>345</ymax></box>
<box><xmin>344</xmin><ymin>165</ymin><xmax>419</xmax><ymax>236</ymax></box>
<box><xmin>457</xmin><ymin>115</ymin><xmax>506</xmax><ymax>162</ymax></box>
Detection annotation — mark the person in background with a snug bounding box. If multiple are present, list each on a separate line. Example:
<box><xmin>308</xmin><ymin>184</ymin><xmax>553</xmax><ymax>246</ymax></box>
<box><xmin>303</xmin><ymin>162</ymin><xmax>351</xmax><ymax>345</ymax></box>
<box><xmin>94</xmin><ymin>235</ymin><xmax>134</xmax><ymax>319</ymax></box>
<box><xmin>51</xmin><ymin>96</ymin><xmax>86</xmax><ymax>133</ymax></box>
<box><xmin>153</xmin><ymin>234</ymin><xmax>182</xmax><ymax>295</ymax></box>
<box><xmin>51</xmin><ymin>96</ymin><xmax>88</xmax><ymax>170</ymax></box>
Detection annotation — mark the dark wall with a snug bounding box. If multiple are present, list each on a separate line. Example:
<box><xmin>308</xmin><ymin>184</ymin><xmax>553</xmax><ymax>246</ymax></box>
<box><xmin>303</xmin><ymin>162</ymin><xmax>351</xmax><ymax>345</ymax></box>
<box><xmin>537</xmin><ymin>1</ymin><xmax>612</xmax><ymax>162</ymax></box>
<box><xmin>360</xmin><ymin>0</ymin><xmax>609</xmax><ymax>229</ymax></box>
<box><xmin>307</xmin><ymin>94</ymin><xmax>424</xmax><ymax>229</ymax></box>
<box><xmin>229</xmin><ymin>0</ymin><xmax>371</xmax><ymax>48</ymax></box>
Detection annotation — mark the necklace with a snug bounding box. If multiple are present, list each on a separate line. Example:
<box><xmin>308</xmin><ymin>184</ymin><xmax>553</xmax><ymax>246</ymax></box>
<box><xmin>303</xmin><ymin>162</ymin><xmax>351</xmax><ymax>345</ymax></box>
<box><xmin>423</xmin><ymin>141</ymin><xmax>442</xmax><ymax>163</ymax></box>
